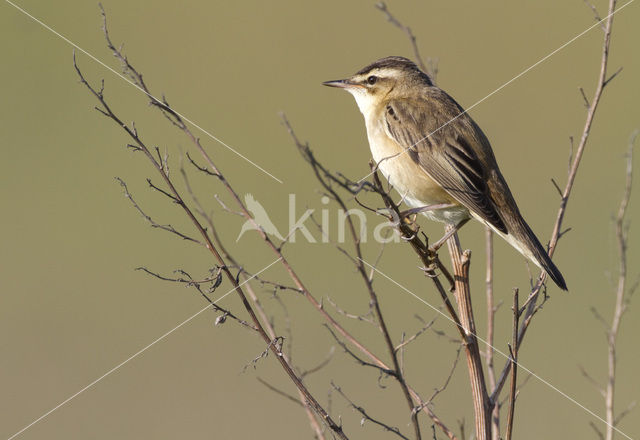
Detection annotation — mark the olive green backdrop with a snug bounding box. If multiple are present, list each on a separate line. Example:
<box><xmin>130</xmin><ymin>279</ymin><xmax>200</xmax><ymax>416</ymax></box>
<box><xmin>1</xmin><ymin>1</ymin><xmax>639</xmax><ymax>439</ymax></box>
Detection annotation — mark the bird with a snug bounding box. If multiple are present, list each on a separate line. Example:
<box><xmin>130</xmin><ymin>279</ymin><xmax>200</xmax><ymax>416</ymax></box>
<box><xmin>323</xmin><ymin>56</ymin><xmax>567</xmax><ymax>290</ymax></box>
<box><xmin>236</xmin><ymin>193</ymin><xmax>284</xmax><ymax>242</ymax></box>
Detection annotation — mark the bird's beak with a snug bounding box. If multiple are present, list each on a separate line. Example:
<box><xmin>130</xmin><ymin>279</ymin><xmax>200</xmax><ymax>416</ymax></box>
<box><xmin>322</xmin><ymin>79</ymin><xmax>360</xmax><ymax>89</ymax></box>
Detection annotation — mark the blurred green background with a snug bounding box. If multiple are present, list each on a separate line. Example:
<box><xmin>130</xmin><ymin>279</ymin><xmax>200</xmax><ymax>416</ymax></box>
<box><xmin>1</xmin><ymin>1</ymin><xmax>639</xmax><ymax>438</ymax></box>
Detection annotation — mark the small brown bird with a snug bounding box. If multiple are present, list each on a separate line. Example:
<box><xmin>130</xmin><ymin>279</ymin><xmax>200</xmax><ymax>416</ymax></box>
<box><xmin>323</xmin><ymin>56</ymin><xmax>566</xmax><ymax>290</ymax></box>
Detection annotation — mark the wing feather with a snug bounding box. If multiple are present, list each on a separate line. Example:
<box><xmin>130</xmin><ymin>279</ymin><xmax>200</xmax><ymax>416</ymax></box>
<box><xmin>384</xmin><ymin>95</ymin><xmax>507</xmax><ymax>233</ymax></box>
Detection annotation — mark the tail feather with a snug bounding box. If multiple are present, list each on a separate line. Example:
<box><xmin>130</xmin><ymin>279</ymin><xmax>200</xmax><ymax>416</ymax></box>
<box><xmin>478</xmin><ymin>213</ymin><xmax>568</xmax><ymax>291</ymax></box>
<box><xmin>520</xmin><ymin>221</ymin><xmax>567</xmax><ymax>291</ymax></box>
<box><xmin>506</xmin><ymin>219</ymin><xmax>567</xmax><ymax>291</ymax></box>
<box><xmin>541</xmin><ymin>256</ymin><xmax>567</xmax><ymax>291</ymax></box>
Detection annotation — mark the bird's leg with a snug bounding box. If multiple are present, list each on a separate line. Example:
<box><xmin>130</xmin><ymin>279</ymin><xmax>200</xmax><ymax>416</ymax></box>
<box><xmin>429</xmin><ymin>218</ymin><xmax>470</xmax><ymax>253</ymax></box>
<box><xmin>397</xmin><ymin>203</ymin><xmax>457</xmax><ymax>238</ymax></box>
<box><xmin>399</xmin><ymin>203</ymin><xmax>456</xmax><ymax>218</ymax></box>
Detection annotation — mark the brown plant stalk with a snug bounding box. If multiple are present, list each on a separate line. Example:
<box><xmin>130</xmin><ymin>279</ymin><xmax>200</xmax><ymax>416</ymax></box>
<box><xmin>446</xmin><ymin>230</ymin><xmax>491</xmax><ymax>440</ymax></box>
<box><xmin>604</xmin><ymin>132</ymin><xmax>637</xmax><ymax>440</ymax></box>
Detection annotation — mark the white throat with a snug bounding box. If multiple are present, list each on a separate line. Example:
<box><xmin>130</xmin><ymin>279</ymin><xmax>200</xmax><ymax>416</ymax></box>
<box><xmin>346</xmin><ymin>88</ymin><xmax>377</xmax><ymax>119</ymax></box>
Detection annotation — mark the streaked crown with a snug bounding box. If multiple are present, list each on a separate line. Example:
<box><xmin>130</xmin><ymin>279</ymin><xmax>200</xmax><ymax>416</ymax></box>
<box><xmin>355</xmin><ymin>56</ymin><xmax>433</xmax><ymax>86</ymax></box>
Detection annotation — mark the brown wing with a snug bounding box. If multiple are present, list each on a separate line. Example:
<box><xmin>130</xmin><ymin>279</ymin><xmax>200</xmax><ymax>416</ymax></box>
<box><xmin>383</xmin><ymin>94</ymin><xmax>507</xmax><ymax>233</ymax></box>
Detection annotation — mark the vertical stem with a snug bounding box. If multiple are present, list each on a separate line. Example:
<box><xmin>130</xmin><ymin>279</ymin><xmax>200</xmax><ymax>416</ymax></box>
<box><xmin>605</xmin><ymin>132</ymin><xmax>636</xmax><ymax>440</ymax></box>
<box><xmin>446</xmin><ymin>226</ymin><xmax>491</xmax><ymax>440</ymax></box>
<box><xmin>605</xmin><ymin>331</ymin><xmax>617</xmax><ymax>440</ymax></box>
<box><xmin>505</xmin><ymin>290</ymin><xmax>519</xmax><ymax>440</ymax></box>
<box><xmin>485</xmin><ymin>228</ymin><xmax>500</xmax><ymax>440</ymax></box>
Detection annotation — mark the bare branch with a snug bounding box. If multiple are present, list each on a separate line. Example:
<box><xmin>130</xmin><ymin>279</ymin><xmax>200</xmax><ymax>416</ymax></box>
<box><xmin>325</xmin><ymin>296</ymin><xmax>375</xmax><ymax>325</ymax></box>
<box><xmin>374</xmin><ymin>2</ymin><xmax>438</xmax><ymax>82</ymax></box>
<box><xmin>590</xmin><ymin>421</ymin><xmax>606</xmax><ymax>440</ymax></box>
<box><xmin>614</xmin><ymin>401</ymin><xmax>637</xmax><ymax>426</ymax></box>
<box><xmin>395</xmin><ymin>315</ymin><xmax>438</xmax><ymax>353</ymax></box>
<box><xmin>186</xmin><ymin>151</ymin><xmax>220</xmax><ymax>178</ymax></box>
<box><xmin>485</xmin><ymin>228</ymin><xmax>500</xmax><ymax>440</ymax></box>
<box><xmin>331</xmin><ymin>382</ymin><xmax>410</xmax><ymax>440</ymax></box>
<box><xmin>580</xmin><ymin>87</ymin><xmax>591</xmax><ymax>108</ymax></box>
<box><xmin>590</xmin><ymin>306</ymin><xmax>610</xmax><ymax>330</ymax></box>
<box><xmin>369</xmin><ymin>230</ymin><xmax>392</xmax><ymax>281</ymax></box>
<box><xmin>584</xmin><ymin>0</ymin><xmax>604</xmax><ymax>27</ymax></box>
<box><xmin>505</xmin><ymin>290</ymin><xmax>519</xmax><ymax>440</ymax></box>
<box><xmin>301</xmin><ymin>347</ymin><xmax>336</xmax><ymax>379</ymax></box>
<box><xmin>134</xmin><ymin>266</ymin><xmax>256</xmax><ymax>330</ymax></box>
<box><xmin>603</xmin><ymin>129</ymin><xmax>637</xmax><ymax>440</ymax></box>
<box><xmin>243</xmin><ymin>337</ymin><xmax>284</xmax><ymax>372</ymax></box>
<box><xmin>425</xmin><ymin>346</ymin><xmax>463</xmax><ymax>405</ymax></box>
<box><xmin>578</xmin><ymin>365</ymin><xmax>605</xmax><ymax>396</ymax></box>
<box><xmin>76</xmin><ymin>17</ymin><xmax>346</xmax><ymax>436</ymax></box>
<box><xmin>604</xmin><ymin>66</ymin><xmax>623</xmax><ymax>88</ymax></box>
<box><xmin>326</xmin><ymin>326</ymin><xmax>395</xmax><ymax>377</ymax></box>
<box><xmin>145</xmin><ymin>177</ymin><xmax>179</xmax><ymax>203</ymax></box>
<box><xmin>178</xmin><ymin>156</ymin><xmax>327</xmax><ymax>439</ymax></box>
<box><xmin>115</xmin><ymin>177</ymin><xmax>202</xmax><ymax>245</ymax></box>
<box><xmin>257</xmin><ymin>377</ymin><xmax>304</xmax><ymax>407</ymax></box>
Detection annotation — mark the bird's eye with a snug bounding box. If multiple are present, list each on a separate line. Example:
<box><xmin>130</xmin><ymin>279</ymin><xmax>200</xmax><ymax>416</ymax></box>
<box><xmin>367</xmin><ymin>75</ymin><xmax>378</xmax><ymax>85</ymax></box>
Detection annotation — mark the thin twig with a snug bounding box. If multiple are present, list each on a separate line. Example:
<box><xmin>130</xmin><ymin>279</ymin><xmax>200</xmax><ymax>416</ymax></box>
<box><xmin>257</xmin><ymin>377</ymin><xmax>304</xmax><ymax>407</ymax></box>
<box><xmin>505</xmin><ymin>290</ymin><xmax>519</xmax><ymax>440</ymax></box>
<box><xmin>300</xmin><ymin>347</ymin><xmax>336</xmax><ymax>379</ymax></box>
<box><xmin>426</xmin><ymin>346</ymin><xmax>463</xmax><ymax>405</ymax></box>
<box><xmin>604</xmin><ymin>130</ymin><xmax>637</xmax><ymax>440</ymax></box>
<box><xmin>374</xmin><ymin>2</ymin><xmax>437</xmax><ymax>82</ymax></box>
<box><xmin>325</xmin><ymin>296</ymin><xmax>375</xmax><ymax>325</ymax></box>
<box><xmin>326</xmin><ymin>326</ymin><xmax>395</xmax><ymax>376</ymax></box>
<box><xmin>485</xmin><ymin>228</ymin><xmax>499</xmax><ymax>440</ymax></box>
<box><xmin>579</xmin><ymin>365</ymin><xmax>605</xmax><ymax>397</ymax></box>
<box><xmin>331</xmin><ymin>382</ymin><xmax>410</xmax><ymax>440</ymax></box>
<box><xmin>395</xmin><ymin>315</ymin><xmax>438</xmax><ymax>353</ymax></box>
<box><xmin>584</xmin><ymin>0</ymin><xmax>604</xmax><ymax>27</ymax></box>
<box><xmin>614</xmin><ymin>401</ymin><xmax>637</xmax><ymax>426</ymax></box>
<box><xmin>243</xmin><ymin>337</ymin><xmax>284</xmax><ymax>372</ymax></box>
<box><xmin>135</xmin><ymin>266</ymin><xmax>255</xmax><ymax>330</ymax></box>
<box><xmin>116</xmin><ymin>177</ymin><xmax>202</xmax><ymax>245</ymax></box>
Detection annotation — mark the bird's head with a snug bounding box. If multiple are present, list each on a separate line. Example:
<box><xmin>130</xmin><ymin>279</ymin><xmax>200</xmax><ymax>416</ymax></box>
<box><xmin>323</xmin><ymin>56</ymin><xmax>432</xmax><ymax>116</ymax></box>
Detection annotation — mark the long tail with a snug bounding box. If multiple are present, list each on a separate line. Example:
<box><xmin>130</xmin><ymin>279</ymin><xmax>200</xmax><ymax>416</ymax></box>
<box><xmin>479</xmin><ymin>214</ymin><xmax>567</xmax><ymax>291</ymax></box>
